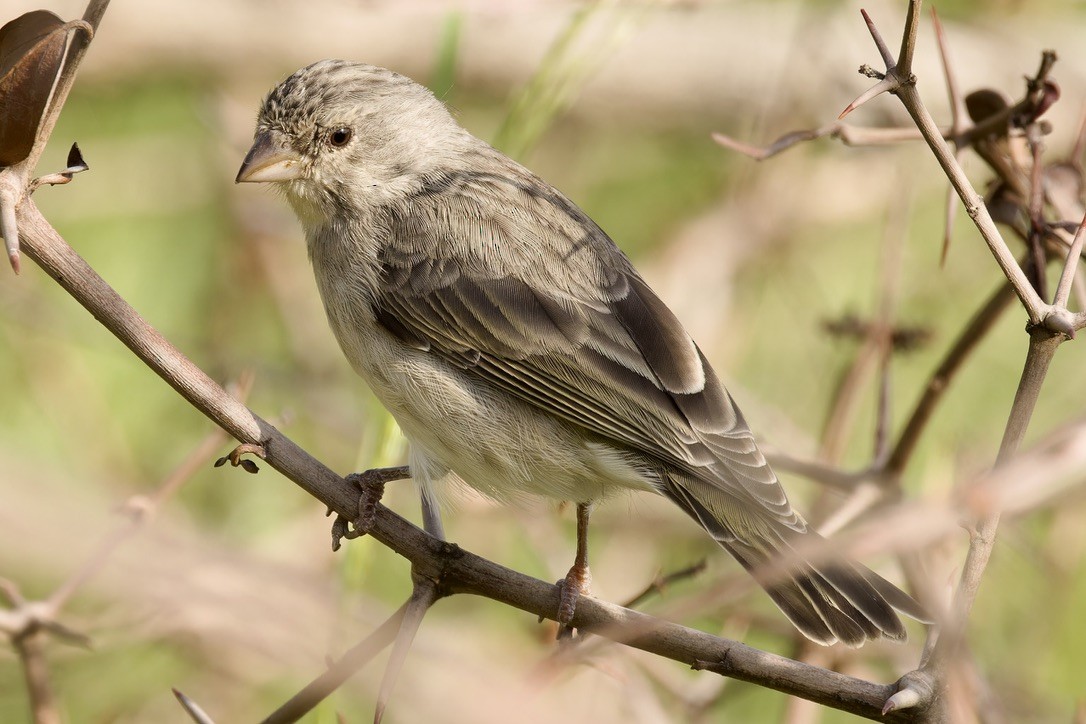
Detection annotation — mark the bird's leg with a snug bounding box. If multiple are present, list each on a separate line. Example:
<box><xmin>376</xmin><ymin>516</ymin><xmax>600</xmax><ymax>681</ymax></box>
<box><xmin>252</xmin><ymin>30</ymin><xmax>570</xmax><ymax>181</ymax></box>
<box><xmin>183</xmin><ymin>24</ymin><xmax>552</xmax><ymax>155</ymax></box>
<box><xmin>556</xmin><ymin>502</ymin><xmax>593</xmax><ymax>638</ymax></box>
<box><xmin>331</xmin><ymin>465</ymin><xmax>411</xmax><ymax>551</ymax></box>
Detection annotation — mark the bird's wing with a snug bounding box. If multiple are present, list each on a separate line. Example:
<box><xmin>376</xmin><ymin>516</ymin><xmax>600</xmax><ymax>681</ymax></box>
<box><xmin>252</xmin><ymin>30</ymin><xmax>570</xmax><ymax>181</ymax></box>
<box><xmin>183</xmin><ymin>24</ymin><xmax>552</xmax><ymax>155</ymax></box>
<box><xmin>372</xmin><ymin>168</ymin><xmax>804</xmax><ymax>534</ymax></box>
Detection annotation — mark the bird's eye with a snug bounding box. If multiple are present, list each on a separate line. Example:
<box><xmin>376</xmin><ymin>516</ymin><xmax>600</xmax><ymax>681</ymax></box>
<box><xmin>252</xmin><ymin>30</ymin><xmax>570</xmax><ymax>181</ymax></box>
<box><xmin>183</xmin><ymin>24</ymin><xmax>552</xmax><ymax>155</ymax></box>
<box><xmin>328</xmin><ymin>127</ymin><xmax>353</xmax><ymax>147</ymax></box>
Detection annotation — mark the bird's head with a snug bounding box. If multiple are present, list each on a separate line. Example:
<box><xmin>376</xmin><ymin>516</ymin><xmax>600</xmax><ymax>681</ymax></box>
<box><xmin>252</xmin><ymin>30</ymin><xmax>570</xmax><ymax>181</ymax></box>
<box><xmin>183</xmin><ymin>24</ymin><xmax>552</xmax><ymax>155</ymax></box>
<box><xmin>236</xmin><ymin>59</ymin><xmax>464</xmax><ymax>221</ymax></box>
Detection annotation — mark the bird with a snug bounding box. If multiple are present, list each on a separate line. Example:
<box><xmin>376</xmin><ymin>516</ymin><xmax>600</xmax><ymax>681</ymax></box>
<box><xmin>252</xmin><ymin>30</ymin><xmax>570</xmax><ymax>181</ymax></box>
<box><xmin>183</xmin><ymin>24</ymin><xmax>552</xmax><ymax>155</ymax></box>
<box><xmin>235</xmin><ymin>59</ymin><xmax>928</xmax><ymax>646</ymax></box>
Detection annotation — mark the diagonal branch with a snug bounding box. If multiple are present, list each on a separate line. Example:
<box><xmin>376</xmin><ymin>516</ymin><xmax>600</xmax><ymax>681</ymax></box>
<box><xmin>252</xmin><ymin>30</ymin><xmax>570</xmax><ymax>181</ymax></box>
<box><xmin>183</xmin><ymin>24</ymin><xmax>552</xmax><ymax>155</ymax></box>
<box><xmin>261</xmin><ymin>602</ymin><xmax>409</xmax><ymax>724</ymax></box>
<box><xmin>886</xmin><ymin>280</ymin><xmax>1018</xmax><ymax>475</ymax></box>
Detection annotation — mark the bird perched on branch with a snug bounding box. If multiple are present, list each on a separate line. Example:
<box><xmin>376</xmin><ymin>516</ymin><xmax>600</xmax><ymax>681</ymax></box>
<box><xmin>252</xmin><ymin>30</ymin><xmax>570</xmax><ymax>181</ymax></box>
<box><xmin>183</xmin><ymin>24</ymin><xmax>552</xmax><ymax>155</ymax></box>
<box><xmin>236</xmin><ymin>59</ymin><xmax>928</xmax><ymax>646</ymax></box>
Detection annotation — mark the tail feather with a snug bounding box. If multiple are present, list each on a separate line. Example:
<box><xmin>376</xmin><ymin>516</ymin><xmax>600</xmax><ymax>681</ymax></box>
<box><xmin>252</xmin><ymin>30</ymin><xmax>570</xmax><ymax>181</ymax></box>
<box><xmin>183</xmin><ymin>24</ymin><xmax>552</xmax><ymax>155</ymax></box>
<box><xmin>816</xmin><ymin>560</ymin><xmax>909</xmax><ymax>640</ymax></box>
<box><xmin>661</xmin><ymin>475</ymin><xmax>928</xmax><ymax>647</ymax></box>
<box><xmin>722</xmin><ymin>538</ymin><xmax>908</xmax><ymax>647</ymax></box>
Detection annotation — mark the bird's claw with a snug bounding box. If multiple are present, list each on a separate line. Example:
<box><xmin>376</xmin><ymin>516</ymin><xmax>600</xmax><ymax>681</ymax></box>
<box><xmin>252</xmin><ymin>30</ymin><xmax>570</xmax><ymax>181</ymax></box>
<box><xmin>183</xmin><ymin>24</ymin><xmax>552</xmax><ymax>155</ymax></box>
<box><xmin>330</xmin><ymin>470</ymin><xmax>389</xmax><ymax>551</ymax></box>
<box><xmin>554</xmin><ymin>564</ymin><xmax>591</xmax><ymax>640</ymax></box>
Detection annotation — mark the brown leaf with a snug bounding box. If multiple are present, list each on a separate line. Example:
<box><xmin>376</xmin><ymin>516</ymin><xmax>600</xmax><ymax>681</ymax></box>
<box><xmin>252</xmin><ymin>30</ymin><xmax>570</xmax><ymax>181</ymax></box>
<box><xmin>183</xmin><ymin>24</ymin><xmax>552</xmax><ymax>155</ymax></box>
<box><xmin>965</xmin><ymin>88</ymin><xmax>1010</xmax><ymax>125</ymax></box>
<box><xmin>0</xmin><ymin>10</ymin><xmax>67</xmax><ymax>166</ymax></box>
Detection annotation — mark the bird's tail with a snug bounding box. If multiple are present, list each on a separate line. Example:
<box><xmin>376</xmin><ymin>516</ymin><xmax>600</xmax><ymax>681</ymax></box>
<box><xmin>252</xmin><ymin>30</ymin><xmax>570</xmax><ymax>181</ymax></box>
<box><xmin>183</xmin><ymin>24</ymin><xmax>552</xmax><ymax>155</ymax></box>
<box><xmin>718</xmin><ymin>534</ymin><xmax>929</xmax><ymax>646</ymax></box>
<box><xmin>662</xmin><ymin>475</ymin><xmax>929</xmax><ymax>647</ymax></box>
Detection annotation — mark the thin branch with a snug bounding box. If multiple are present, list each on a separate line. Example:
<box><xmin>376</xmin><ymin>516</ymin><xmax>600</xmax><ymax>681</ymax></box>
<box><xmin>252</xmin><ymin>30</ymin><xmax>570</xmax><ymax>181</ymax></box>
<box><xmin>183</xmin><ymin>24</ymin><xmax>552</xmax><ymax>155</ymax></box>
<box><xmin>897</xmin><ymin>80</ymin><xmax>1047</xmax><ymax>324</ymax></box>
<box><xmin>894</xmin><ymin>0</ymin><xmax>922</xmax><ymax>79</ymax></box>
<box><xmin>48</xmin><ymin>421</ymin><xmax>237</xmax><ymax>611</ymax></box>
<box><xmin>1053</xmin><ymin>212</ymin><xmax>1086</xmax><ymax>308</ymax></box>
<box><xmin>852</xmin><ymin>4</ymin><xmax>1050</xmax><ymax>327</ymax></box>
<box><xmin>622</xmin><ymin>559</ymin><xmax>709</xmax><ymax>610</ymax></box>
<box><xmin>873</xmin><ymin>190</ymin><xmax>910</xmax><ymax>467</ymax></box>
<box><xmin>849</xmin><ymin>7</ymin><xmax>1076</xmax><ymax>715</ymax></box>
<box><xmin>928</xmin><ymin>328</ymin><xmax>1064</xmax><ymax>673</ymax></box>
<box><xmin>711</xmin><ymin>124</ymin><xmax>928</xmax><ymax>161</ymax></box>
<box><xmin>374</xmin><ymin>575</ymin><xmax>441</xmax><ymax>724</ymax></box>
<box><xmin>886</xmin><ymin>280</ymin><xmax>1018</xmax><ymax>475</ymax></box>
<box><xmin>1071</xmin><ymin>108</ymin><xmax>1086</xmax><ymax>171</ymax></box>
<box><xmin>13</xmin><ymin>630</ymin><xmax>59</xmax><ymax>724</ymax></box>
<box><xmin>931</xmin><ymin>5</ymin><xmax>967</xmax><ymax>265</ymax></box>
<box><xmin>1026</xmin><ymin>125</ymin><xmax>1050</xmax><ymax>300</ymax></box>
<box><xmin>262</xmin><ymin>604</ymin><xmax>408</xmax><ymax>724</ymax></box>
<box><xmin>174</xmin><ymin>689</ymin><xmax>216</xmax><ymax>724</ymax></box>
<box><xmin>763</xmin><ymin>451</ymin><xmax>874</xmax><ymax>491</ymax></box>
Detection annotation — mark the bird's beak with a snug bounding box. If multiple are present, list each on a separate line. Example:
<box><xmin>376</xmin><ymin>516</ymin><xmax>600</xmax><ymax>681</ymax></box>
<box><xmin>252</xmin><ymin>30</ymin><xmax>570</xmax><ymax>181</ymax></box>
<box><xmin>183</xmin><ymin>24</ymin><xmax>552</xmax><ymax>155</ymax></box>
<box><xmin>235</xmin><ymin>131</ymin><xmax>305</xmax><ymax>184</ymax></box>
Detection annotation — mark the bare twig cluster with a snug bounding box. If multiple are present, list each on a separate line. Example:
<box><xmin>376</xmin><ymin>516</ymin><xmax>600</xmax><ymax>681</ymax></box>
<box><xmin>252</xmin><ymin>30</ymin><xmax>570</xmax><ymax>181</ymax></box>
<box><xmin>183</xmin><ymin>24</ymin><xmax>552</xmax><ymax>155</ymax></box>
<box><xmin>0</xmin><ymin>416</ymin><xmax>243</xmax><ymax>724</ymax></box>
<box><xmin>717</xmin><ymin>0</ymin><xmax>1086</xmax><ymax>720</ymax></box>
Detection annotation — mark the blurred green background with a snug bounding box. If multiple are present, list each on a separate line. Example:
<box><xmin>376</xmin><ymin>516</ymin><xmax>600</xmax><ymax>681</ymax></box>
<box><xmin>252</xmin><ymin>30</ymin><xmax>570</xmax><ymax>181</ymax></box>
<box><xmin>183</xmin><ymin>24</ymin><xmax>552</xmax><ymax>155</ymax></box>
<box><xmin>1</xmin><ymin>0</ymin><xmax>1085</xmax><ymax>721</ymax></box>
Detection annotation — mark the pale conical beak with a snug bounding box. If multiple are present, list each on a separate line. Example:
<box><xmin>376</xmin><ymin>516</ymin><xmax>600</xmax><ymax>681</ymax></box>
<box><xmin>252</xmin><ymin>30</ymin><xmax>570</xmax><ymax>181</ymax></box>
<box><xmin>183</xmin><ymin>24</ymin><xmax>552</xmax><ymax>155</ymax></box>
<box><xmin>236</xmin><ymin>131</ymin><xmax>305</xmax><ymax>183</ymax></box>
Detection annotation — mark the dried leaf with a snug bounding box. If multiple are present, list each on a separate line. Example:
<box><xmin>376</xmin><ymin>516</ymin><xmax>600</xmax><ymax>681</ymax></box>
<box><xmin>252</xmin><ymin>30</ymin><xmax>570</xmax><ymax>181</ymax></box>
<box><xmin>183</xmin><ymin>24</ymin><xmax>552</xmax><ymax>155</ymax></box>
<box><xmin>0</xmin><ymin>11</ymin><xmax>67</xmax><ymax>166</ymax></box>
<box><xmin>65</xmin><ymin>140</ymin><xmax>87</xmax><ymax>172</ymax></box>
<box><xmin>965</xmin><ymin>88</ymin><xmax>1009</xmax><ymax>125</ymax></box>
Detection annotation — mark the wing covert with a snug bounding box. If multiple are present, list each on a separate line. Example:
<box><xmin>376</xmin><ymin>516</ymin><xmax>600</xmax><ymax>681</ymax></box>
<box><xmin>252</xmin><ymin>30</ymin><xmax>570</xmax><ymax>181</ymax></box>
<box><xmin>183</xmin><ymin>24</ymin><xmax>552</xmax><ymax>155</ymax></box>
<box><xmin>372</xmin><ymin>169</ymin><xmax>801</xmax><ymax>527</ymax></box>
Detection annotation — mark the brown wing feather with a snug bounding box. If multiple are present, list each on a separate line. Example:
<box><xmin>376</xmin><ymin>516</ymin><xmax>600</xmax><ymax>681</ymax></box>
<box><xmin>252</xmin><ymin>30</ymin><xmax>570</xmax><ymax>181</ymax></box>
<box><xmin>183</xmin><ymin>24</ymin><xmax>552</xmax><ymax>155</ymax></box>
<box><xmin>373</xmin><ymin>167</ymin><xmax>804</xmax><ymax>531</ymax></box>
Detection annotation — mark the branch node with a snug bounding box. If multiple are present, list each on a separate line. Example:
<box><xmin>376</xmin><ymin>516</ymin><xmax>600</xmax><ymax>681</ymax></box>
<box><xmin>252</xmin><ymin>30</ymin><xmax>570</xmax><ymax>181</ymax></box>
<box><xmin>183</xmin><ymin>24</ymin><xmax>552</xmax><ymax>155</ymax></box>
<box><xmin>1041</xmin><ymin>307</ymin><xmax>1076</xmax><ymax>339</ymax></box>
<box><xmin>858</xmin><ymin>63</ymin><xmax>884</xmax><ymax>80</ymax></box>
<box><xmin>883</xmin><ymin>669</ymin><xmax>939</xmax><ymax>715</ymax></box>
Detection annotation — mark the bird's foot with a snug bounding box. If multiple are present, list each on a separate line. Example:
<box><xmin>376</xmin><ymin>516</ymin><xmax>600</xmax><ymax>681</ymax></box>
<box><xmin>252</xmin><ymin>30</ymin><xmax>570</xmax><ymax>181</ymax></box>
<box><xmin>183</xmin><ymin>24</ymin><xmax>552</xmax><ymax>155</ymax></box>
<box><xmin>555</xmin><ymin>563</ymin><xmax>591</xmax><ymax>640</ymax></box>
<box><xmin>330</xmin><ymin>467</ymin><xmax>409</xmax><ymax>551</ymax></box>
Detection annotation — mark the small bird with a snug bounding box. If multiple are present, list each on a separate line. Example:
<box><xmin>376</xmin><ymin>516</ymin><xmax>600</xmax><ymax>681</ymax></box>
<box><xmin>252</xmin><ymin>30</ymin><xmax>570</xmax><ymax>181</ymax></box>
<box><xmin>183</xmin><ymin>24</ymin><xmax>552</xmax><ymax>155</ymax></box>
<box><xmin>236</xmin><ymin>59</ymin><xmax>928</xmax><ymax>646</ymax></box>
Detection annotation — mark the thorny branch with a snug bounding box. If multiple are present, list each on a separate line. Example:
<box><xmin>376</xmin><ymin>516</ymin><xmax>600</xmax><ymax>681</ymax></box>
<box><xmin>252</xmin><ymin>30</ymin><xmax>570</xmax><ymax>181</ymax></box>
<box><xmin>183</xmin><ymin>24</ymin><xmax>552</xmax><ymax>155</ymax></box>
<box><xmin>715</xmin><ymin>0</ymin><xmax>1086</xmax><ymax>719</ymax></box>
<box><xmin>808</xmin><ymin>1</ymin><xmax>1080</xmax><ymax>718</ymax></box>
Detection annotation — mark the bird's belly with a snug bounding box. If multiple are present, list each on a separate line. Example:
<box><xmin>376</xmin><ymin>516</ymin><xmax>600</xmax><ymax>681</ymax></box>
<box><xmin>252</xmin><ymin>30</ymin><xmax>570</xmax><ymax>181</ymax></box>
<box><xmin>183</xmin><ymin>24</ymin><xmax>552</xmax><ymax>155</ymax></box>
<box><xmin>329</xmin><ymin>313</ymin><xmax>656</xmax><ymax>503</ymax></box>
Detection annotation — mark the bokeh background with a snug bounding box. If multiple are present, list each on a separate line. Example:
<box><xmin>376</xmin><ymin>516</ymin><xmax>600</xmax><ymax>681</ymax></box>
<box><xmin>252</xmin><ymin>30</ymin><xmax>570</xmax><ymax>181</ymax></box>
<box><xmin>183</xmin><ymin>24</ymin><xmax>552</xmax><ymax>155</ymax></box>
<box><xmin>2</xmin><ymin>0</ymin><xmax>1086</xmax><ymax>721</ymax></box>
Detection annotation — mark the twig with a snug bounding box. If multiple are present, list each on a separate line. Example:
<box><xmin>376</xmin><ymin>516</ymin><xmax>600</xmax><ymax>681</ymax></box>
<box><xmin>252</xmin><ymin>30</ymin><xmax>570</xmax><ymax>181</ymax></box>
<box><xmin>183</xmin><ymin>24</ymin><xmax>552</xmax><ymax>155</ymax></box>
<box><xmin>849</xmin><ymin>4</ymin><xmax>1076</xmax><ymax>715</ymax></box>
<box><xmin>174</xmin><ymin>688</ymin><xmax>216</xmax><ymax>724</ymax></box>
<box><xmin>622</xmin><ymin>559</ymin><xmax>708</xmax><ymax>610</ymax></box>
<box><xmin>819</xmin><ymin>333</ymin><xmax>882</xmax><ymax>464</ymax></box>
<box><xmin>891</xmin><ymin>54</ymin><xmax>1048</xmax><ymax>323</ymax></box>
<box><xmin>886</xmin><ymin>280</ymin><xmax>1018</xmax><ymax>476</ymax></box>
<box><xmin>374</xmin><ymin>574</ymin><xmax>441</xmax><ymax>724</ymax></box>
<box><xmin>711</xmin><ymin>124</ymin><xmax>929</xmax><ymax>160</ymax></box>
<box><xmin>262</xmin><ymin>603</ymin><xmax>408</xmax><ymax>724</ymax></box>
<box><xmin>930</xmin><ymin>328</ymin><xmax>1064</xmax><ymax>670</ymax></box>
<box><xmin>48</xmin><ymin>420</ymin><xmax>239</xmax><ymax>611</ymax></box>
<box><xmin>1026</xmin><ymin>125</ymin><xmax>1050</xmax><ymax>299</ymax></box>
<box><xmin>762</xmin><ymin>451</ymin><xmax>874</xmax><ymax>492</ymax></box>
<box><xmin>13</xmin><ymin>629</ymin><xmax>60</xmax><ymax>724</ymax></box>
<box><xmin>931</xmin><ymin>6</ymin><xmax>967</xmax><ymax>265</ymax></box>
<box><xmin>1053</xmin><ymin>213</ymin><xmax>1086</xmax><ymax>309</ymax></box>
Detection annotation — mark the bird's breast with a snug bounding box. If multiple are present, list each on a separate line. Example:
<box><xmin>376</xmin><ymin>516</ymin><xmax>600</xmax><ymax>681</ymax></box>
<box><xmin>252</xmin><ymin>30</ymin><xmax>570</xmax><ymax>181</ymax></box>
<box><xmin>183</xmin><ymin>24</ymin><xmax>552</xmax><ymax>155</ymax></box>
<box><xmin>313</xmin><ymin>272</ymin><xmax>656</xmax><ymax>504</ymax></box>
